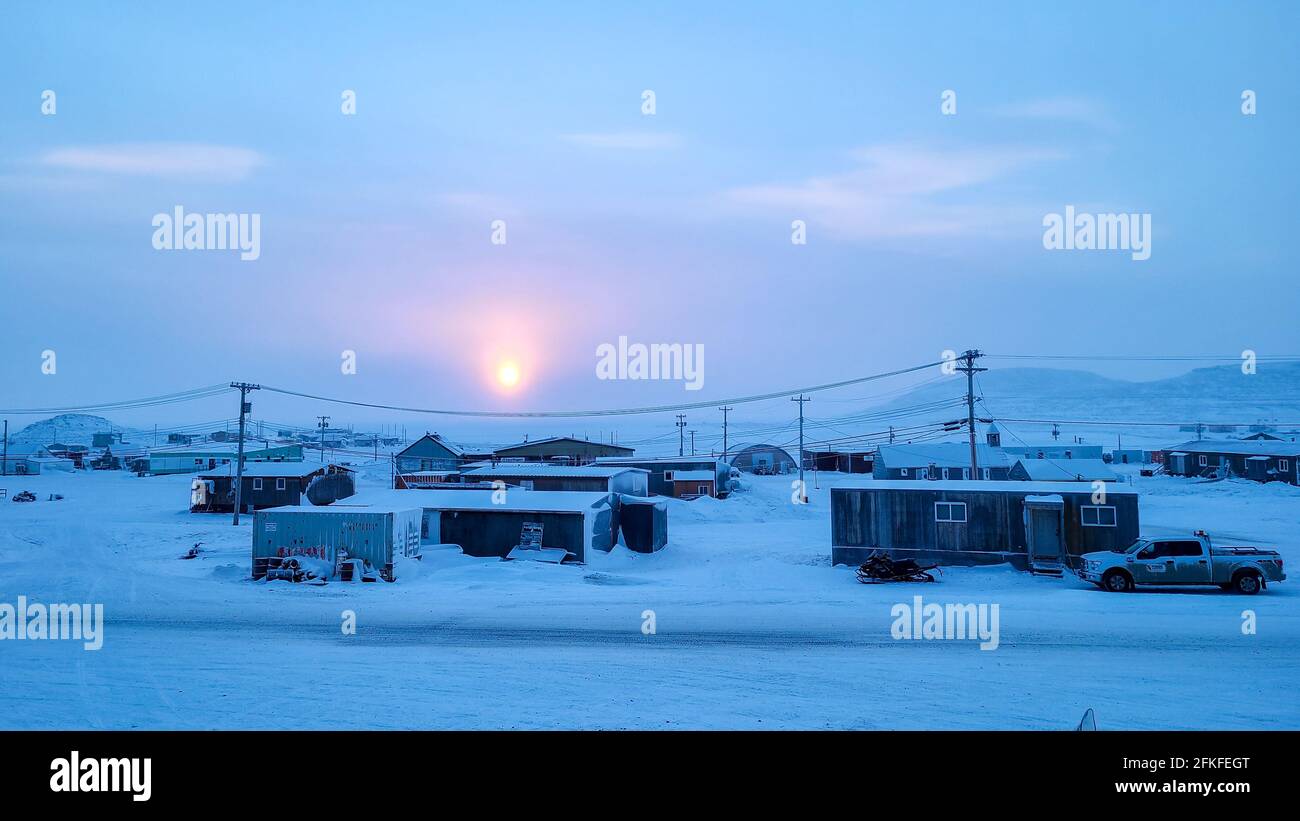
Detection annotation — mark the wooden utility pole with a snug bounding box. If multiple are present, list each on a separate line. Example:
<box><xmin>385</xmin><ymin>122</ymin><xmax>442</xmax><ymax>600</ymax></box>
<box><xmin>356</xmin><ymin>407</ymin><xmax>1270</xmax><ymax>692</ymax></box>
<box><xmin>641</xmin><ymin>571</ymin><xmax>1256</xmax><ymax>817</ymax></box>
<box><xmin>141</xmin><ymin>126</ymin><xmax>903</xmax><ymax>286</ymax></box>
<box><xmin>792</xmin><ymin>394</ymin><xmax>810</xmax><ymax>502</ymax></box>
<box><xmin>317</xmin><ymin>416</ymin><xmax>330</xmax><ymax>462</ymax></box>
<box><xmin>955</xmin><ymin>350</ymin><xmax>986</xmax><ymax>479</ymax></box>
<box><xmin>689</xmin><ymin>430</ymin><xmax>696</xmax><ymax>456</ymax></box>
<box><xmin>675</xmin><ymin>414</ymin><xmax>687</xmax><ymax>456</ymax></box>
<box><xmin>718</xmin><ymin>406</ymin><xmax>732</xmax><ymax>461</ymax></box>
<box><xmin>230</xmin><ymin>382</ymin><xmax>260</xmax><ymax>525</ymax></box>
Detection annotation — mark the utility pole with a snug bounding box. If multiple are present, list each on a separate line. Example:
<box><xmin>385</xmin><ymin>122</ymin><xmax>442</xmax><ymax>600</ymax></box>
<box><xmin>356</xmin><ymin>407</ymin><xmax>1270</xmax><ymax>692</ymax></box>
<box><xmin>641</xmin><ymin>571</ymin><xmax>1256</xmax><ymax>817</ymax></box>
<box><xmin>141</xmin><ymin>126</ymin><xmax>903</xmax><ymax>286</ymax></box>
<box><xmin>718</xmin><ymin>406</ymin><xmax>732</xmax><ymax>460</ymax></box>
<box><xmin>889</xmin><ymin>425</ymin><xmax>895</xmax><ymax>444</ymax></box>
<box><xmin>955</xmin><ymin>350</ymin><xmax>987</xmax><ymax>480</ymax></box>
<box><xmin>792</xmin><ymin>395</ymin><xmax>810</xmax><ymax>502</ymax></box>
<box><xmin>689</xmin><ymin>430</ymin><xmax>696</xmax><ymax>456</ymax></box>
<box><xmin>317</xmin><ymin>416</ymin><xmax>330</xmax><ymax>462</ymax></box>
<box><xmin>675</xmin><ymin>414</ymin><xmax>687</xmax><ymax>457</ymax></box>
<box><xmin>230</xmin><ymin>382</ymin><xmax>260</xmax><ymax>526</ymax></box>
<box><xmin>2</xmin><ymin>420</ymin><xmax>7</xmax><ymax>476</ymax></box>
<box><xmin>1052</xmin><ymin>423</ymin><xmax>1060</xmax><ymax>442</ymax></box>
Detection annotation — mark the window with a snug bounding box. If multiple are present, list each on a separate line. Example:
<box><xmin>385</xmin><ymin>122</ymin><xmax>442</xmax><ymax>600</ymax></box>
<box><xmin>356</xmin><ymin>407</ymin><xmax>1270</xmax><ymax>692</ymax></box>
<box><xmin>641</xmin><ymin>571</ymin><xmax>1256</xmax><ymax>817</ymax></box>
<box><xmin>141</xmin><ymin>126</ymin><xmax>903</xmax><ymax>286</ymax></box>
<box><xmin>252</xmin><ymin>478</ymin><xmax>263</xmax><ymax>491</ymax></box>
<box><xmin>982</xmin><ymin>468</ymin><xmax>990</xmax><ymax>480</ymax></box>
<box><xmin>1281</xmin><ymin>459</ymin><xmax>1291</xmax><ymax>472</ymax></box>
<box><xmin>1198</xmin><ymin>455</ymin><xmax>1208</xmax><ymax>467</ymax></box>
<box><xmin>1138</xmin><ymin>541</ymin><xmax>1200</xmax><ymax>560</ymax></box>
<box><xmin>900</xmin><ymin>468</ymin><xmax>909</xmax><ymax>477</ymax></box>
<box><xmin>663</xmin><ymin>470</ymin><xmax>675</xmax><ymax>481</ymax></box>
<box><xmin>276</xmin><ymin>478</ymin><xmax>286</xmax><ymax>491</ymax></box>
<box><xmin>918</xmin><ymin>468</ymin><xmax>929</xmax><ymax>479</ymax></box>
<box><xmin>1081</xmin><ymin>505</ymin><xmax>1117</xmax><ymax>527</ymax></box>
<box><xmin>942</xmin><ymin>468</ymin><xmax>951</xmax><ymax>480</ymax></box>
<box><xmin>521</xmin><ymin>480</ymin><xmax>535</xmax><ymax>490</ymax></box>
<box><xmin>935</xmin><ymin>501</ymin><xmax>967</xmax><ymax>523</ymax></box>
<box><xmin>698</xmin><ymin>484</ymin><xmax>709</xmax><ymax>496</ymax></box>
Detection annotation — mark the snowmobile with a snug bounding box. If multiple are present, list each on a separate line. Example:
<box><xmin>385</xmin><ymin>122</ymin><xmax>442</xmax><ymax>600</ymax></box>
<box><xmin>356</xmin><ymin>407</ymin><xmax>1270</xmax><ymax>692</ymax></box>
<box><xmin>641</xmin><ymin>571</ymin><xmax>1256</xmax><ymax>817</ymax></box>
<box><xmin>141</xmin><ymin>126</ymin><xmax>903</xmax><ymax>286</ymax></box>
<box><xmin>855</xmin><ymin>551</ymin><xmax>939</xmax><ymax>584</ymax></box>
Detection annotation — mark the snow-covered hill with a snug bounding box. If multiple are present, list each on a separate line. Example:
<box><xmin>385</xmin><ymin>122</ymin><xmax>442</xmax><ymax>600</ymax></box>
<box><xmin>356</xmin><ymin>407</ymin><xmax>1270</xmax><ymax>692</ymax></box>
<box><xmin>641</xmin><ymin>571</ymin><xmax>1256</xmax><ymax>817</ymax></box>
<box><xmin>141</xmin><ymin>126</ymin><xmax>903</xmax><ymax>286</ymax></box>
<box><xmin>7</xmin><ymin>413</ymin><xmax>116</xmax><ymax>448</ymax></box>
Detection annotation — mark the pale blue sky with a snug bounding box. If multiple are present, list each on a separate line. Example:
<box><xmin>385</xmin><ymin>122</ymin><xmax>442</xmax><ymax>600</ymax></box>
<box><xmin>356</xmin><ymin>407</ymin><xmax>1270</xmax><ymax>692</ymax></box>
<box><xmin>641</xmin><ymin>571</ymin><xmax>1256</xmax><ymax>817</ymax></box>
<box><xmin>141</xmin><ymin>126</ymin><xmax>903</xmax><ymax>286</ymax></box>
<box><xmin>2</xmin><ymin>1</ymin><xmax>1297</xmax><ymax>428</ymax></box>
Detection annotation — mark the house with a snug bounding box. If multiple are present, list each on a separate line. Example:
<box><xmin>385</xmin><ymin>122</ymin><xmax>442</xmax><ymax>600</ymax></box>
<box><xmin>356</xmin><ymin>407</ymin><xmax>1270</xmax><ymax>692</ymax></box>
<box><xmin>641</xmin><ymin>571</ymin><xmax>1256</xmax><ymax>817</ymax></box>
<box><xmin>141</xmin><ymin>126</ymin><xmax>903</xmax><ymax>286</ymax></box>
<box><xmin>1009</xmin><ymin>458</ymin><xmax>1119</xmax><ymax>483</ymax></box>
<box><xmin>594</xmin><ymin>455</ymin><xmax>732</xmax><ymax>498</ymax></box>
<box><xmin>394</xmin><ymin>433</ymin><xmax>466</xmax><ymax>473</ymax></box>
<box><xmin>831</xmin><ymin>479</ymin><xmax>1140</xmax><ymax>573</ymax></box>
<box><xmin>191</xmin><ymin>463</ymin><xmax>354</xmax><ymax>513</ymax></box>
<box><xmin>489</xmin><ymin>436</ymin><xmax>634</xmax><ymax>464</ymax></box>
<box><xmin>667</xmin><ymin>470</ymin><xmax>718</xmax><ymax>499</ymax></box>
<box><xmin>872</xmin><ymin>443</ymin><xmax>1012</xmax><ymax>481</ymax></box>
<box><xmin>459</xmin><ymin>463</ymin><xmax>649</xmax><ymax>495</ymax></box>
<box><xmin>145</xmin><ymin>443</ymin><xmax>304</xmax><ymax>475</ymax></box>
<box><xmin>1161</xmin><ymin>440</ymin><xmax>1300</xmax><ymax>485</ymax></box>
<box><xmin>1110</xmin><ymin>448</ymin><xmax>1157</xmax><ymax>465</ymax></box>
<box><xmin>728</xmin><ymin>443</ymin><xmax>798</xmax><ymax>474</ymax></box>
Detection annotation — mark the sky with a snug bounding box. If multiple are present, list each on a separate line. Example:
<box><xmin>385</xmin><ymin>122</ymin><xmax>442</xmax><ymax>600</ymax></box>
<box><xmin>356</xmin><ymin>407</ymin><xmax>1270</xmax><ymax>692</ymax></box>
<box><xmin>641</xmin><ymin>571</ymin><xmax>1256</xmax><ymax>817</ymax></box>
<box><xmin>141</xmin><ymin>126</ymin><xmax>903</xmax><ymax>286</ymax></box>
<box><xmin>1</xmin><ymin>1</ymin><xmax>1298</xmax><ymax>440</ymax></box>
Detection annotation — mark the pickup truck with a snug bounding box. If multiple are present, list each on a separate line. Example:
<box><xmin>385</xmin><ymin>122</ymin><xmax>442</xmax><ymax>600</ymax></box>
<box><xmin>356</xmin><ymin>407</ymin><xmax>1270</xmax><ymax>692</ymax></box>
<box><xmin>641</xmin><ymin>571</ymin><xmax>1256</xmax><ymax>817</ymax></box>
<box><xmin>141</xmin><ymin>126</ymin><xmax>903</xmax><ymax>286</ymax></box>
<box><xmin>1078</xmin><ymin>532</ymin><xmax>1285</xmax><ymax>594</ymax></box>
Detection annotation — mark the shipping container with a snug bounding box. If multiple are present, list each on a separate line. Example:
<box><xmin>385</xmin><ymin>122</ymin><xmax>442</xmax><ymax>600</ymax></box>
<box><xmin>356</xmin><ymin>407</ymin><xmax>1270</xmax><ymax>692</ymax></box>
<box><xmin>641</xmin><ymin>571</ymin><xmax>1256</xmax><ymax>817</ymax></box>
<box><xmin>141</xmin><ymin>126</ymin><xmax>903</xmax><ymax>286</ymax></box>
<box><xmin>251</xmin><ymin>505</ymin><xmax>422</xmax><ymax>582</ymax></box>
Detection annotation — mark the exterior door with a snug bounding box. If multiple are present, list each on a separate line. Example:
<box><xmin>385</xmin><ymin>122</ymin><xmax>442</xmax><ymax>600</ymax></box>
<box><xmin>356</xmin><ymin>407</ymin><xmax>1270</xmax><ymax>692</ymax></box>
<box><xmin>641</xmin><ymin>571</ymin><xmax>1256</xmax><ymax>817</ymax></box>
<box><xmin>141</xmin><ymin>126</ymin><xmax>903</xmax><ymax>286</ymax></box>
<box><xmin>1026</xmin><ymin>505</ymin><xmax>1064</xmax><ymax>566</ymax></box>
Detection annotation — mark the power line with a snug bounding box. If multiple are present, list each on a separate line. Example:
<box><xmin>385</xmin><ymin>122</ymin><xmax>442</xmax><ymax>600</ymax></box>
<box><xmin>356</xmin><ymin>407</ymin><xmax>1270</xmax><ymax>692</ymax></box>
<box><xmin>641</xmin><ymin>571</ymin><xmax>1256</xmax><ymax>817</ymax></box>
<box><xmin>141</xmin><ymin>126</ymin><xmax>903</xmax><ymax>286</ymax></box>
<box><xmin>0</xmin><ymin>385</ymin><xmax>233</xmax><ymax>415</ymax></box>
<box><xmin>256</xmin><ymin>360</ymin><xmax>943</xmax><ymax>419</ymax></box>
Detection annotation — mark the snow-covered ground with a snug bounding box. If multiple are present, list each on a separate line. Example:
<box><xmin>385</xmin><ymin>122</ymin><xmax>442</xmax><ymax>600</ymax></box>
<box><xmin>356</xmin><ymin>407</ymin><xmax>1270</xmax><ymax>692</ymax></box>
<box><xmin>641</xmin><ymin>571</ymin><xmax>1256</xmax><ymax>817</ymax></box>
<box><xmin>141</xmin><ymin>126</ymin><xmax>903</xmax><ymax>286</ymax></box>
<box><xmin>1</xmin><ymin>463</ymin><xmax>1297</xmax><ymax>729</ymax></box>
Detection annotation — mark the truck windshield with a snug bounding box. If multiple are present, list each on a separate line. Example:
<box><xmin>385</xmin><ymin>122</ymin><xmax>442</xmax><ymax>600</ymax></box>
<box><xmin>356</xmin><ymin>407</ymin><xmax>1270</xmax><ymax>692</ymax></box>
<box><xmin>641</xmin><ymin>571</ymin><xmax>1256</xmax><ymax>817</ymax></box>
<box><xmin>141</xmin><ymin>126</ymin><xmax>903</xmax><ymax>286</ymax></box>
<box><xmin>1115</xmin><ymin>540</ymin><xmax>1146</xmax><ymax>554</ymax></box>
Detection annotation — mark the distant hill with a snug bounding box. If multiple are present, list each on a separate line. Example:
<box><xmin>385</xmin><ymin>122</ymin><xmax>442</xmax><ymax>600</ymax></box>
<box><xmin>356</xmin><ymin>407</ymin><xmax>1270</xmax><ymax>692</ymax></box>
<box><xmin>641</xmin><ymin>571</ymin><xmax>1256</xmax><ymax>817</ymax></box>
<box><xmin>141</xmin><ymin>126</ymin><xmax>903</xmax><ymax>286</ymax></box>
<box><xmin>883</xmin><ymin>362</ymin><xmax>1300</xmax><ymax>426</ymax></box>
<box><xmin>7</xmin><ymin>413</ymin><xmax>116</xmax><ymax>449</ymax></box>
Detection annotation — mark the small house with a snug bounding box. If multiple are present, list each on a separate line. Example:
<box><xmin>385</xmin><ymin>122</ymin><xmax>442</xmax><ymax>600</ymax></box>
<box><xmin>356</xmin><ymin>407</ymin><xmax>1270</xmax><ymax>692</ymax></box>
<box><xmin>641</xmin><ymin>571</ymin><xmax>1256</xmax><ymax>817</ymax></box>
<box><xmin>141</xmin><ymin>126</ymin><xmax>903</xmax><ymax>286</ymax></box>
<box><xmin>593</xmin><ymin>456</ymin><xmax>732</xmax><ymax>498</ymax></box>
<box><xmin>1162</xmin><ymin>440</ymin><xmax>1300</xmax><ymax>485</ymax></box>
<box><xmin>872</xmin><ymin>443</ymin><xmax>1012</xmax><ymax>481</ymax></box>
<box><xmin>490</xmin><ymin>436</ymin><xmax>634</xmax><ymax>464</ymax></box>
<box><xmin>459</xmin><ymin>463</ymin><xmax>649</xmax><ymax>495</ymax></box>
<box><xmin>831</xmin><ymin>479</ymin><xmax>1140</xmax><ymax>573</ymax></box>
<box><xmin>394</xmin><ymin>433</ymin><xmax>466</xmax><ymax>473</ymax></box>
<box><xmin>192</xmin><ymin>463</ymin><xmax>354</xmax><ymax>513</ymax></box>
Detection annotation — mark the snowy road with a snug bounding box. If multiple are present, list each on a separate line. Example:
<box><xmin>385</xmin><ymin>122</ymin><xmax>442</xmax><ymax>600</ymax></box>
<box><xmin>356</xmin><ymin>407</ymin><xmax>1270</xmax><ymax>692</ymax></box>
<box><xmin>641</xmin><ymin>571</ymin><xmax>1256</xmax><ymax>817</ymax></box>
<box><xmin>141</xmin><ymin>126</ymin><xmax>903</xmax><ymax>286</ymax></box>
<box><xmin>2</xmin><ymin>468</ymin><xmax>1298</xmax><ymax>729</ymax></box>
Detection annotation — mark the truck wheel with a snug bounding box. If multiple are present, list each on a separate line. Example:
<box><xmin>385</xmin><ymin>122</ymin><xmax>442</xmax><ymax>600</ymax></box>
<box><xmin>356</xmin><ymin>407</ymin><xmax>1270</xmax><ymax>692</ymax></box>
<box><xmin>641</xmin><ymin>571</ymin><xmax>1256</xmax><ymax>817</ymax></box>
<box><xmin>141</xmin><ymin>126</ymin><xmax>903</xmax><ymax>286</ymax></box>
<box><xmin>1233</xmin><ymin>571</ymin><xmax>1262</xmax><ymax>595</ymax></box>
<box><xmin>1102</xmin><ymin>570</ymin><xmax>1134</xmax><ymax>593</ymax></box>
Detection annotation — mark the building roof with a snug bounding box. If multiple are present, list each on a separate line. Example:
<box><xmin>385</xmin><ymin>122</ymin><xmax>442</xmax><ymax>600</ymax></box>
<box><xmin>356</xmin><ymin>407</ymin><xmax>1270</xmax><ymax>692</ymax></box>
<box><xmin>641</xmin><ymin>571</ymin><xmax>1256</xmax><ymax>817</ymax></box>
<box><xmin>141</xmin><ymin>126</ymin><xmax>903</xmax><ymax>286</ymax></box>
<box><xmin>835</xmin><ymin>478</ymin><xmax>1138</xmax><ymax>495</ymax></box>
<box><xmin>148</xmin><ymin>442</ymin><xmax>299</xmax><ymax>456</ymax></box>
<box><xmin>259</xmin><ymin>504</ymin><xmax>421</xmax><ymax>516</ymax></box>
<box><xmin>1012</xmin><ymin>458</ymin><xmax>1119</xmax><ymax>482</ymax></box>
<box><xmin>1164</xmin><ymin>440</ymin><xmax>1300</xmax><ymax>457</ymax></box>
<box><xmin>198</xmin><ymin>462</ymin><xmax>345</xmax><ymax>478</ymax></box>
<box><xmin>349</xmin><ymin>488</ymin><xmax>614</xmax><ymax>513</ymax></box>
<box><xmin>492</xmin><ymin>436</ymin><xmax>635</xmax><ymax>455</ymax></box>
<box><xmin>595</xmin><ymin>455</ymin><xmax>724</xmax><ymax>466</ymax></box>
<box><xmin>874</xmin><ymin>443</ymin><xmax>1012</xmax><ymax>469</ymax></box>
<box><xmin>395</xmin><ymin>433</ymin><xmax>465</xmax><ymax>458</ymax></box>
<box><xmin>461</xmin><ymin>463</ymin><xmax>647</xmax><ymax>479</ymax></box>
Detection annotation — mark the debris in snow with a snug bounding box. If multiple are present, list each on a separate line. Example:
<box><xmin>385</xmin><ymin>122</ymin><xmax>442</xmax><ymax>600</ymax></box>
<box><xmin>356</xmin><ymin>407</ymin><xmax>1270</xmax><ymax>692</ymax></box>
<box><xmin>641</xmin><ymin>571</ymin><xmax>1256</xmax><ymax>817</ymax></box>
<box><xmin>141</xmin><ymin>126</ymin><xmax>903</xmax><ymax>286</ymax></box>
<box><xmin>11</xmin><ymin>491</ymin><xmax>36</xmax><ymax>503</ymax></box>
<box><xmin>180</xmin><ymin>543</ymin><xmax>202</xmax><ymax>560</ymax></box>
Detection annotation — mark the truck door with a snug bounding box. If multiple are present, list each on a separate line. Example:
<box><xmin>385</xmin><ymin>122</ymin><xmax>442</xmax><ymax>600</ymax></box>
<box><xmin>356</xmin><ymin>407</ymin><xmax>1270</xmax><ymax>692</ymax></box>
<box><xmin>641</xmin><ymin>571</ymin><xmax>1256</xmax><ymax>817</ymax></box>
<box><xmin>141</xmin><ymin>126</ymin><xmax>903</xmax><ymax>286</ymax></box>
<box><xmin>1131</xmin><ymin>541</ymin><xmax>1175</xmax><ymax>584</ymax></box>
<box><xmin>1164</xmin><ymin>539</ymin><xmax>1211</xmax><ymax>583</ymax></box>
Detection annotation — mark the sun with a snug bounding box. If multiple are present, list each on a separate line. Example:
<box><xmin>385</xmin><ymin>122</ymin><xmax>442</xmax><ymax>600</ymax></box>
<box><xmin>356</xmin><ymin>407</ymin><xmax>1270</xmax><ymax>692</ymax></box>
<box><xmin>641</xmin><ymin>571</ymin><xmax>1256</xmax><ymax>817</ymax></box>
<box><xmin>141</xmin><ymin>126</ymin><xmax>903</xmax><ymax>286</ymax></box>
<box><xmin>496</xmin><ymin>361</ymin><xmax>521</xmax><ymax>389</ymax></box>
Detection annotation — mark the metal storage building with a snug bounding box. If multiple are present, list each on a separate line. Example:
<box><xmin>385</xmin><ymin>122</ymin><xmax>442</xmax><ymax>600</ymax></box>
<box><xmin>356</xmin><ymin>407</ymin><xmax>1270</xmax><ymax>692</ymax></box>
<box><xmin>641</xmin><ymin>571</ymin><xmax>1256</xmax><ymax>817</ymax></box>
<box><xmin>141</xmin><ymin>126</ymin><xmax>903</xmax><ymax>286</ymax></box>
<box><xmin>831</xmin><ymin>479</ymin><xmax>1140</xmax><ymax>573</ymax></box>
<box><xmin>459</xmin><ymin>463</ymin><xmax>649</xmax><ymax>495</ymax></box>
<box><xmin>727</xmin><ymin>443</ymin><xmax>797</xmax><ymax>474</ymax></box>
<box><xmin>618</xmin><ymin>496</ymin><xmax>668</xmax><ymax>553</ymax></box>
<box><xmin>593</xmin><ymin>456</ymin><xmax>731</xmax><ymax>498</ymax></box>
<box><xmin>350</xmin><ymin>489</ymin><xmax>619</xmax><ymax>563</ymax></box>
<box><xmin>251</xmin><ymin>504</ymin><xmax>422</xmax><ymax>582</ymax></box>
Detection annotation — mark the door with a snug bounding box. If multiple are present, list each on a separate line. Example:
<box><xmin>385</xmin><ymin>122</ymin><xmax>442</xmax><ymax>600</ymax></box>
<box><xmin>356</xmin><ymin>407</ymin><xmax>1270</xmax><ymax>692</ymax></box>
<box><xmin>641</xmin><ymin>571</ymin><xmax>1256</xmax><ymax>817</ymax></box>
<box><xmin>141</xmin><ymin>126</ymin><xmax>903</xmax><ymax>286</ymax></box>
<box><xmin>1026</xmin><ymin>505</ymin><xmax>1064</xmax><ymax>567</ymax></box>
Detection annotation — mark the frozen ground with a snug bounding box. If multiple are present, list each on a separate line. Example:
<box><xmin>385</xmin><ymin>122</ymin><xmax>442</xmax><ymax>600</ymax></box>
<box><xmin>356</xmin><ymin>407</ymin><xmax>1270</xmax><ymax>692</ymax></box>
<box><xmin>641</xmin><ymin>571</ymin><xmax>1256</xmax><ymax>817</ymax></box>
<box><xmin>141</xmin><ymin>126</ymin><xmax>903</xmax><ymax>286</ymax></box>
<box><xmin>1</xmin><ymin>463</ymin><xmax>1297</xmax><ymax>729</ymax></box>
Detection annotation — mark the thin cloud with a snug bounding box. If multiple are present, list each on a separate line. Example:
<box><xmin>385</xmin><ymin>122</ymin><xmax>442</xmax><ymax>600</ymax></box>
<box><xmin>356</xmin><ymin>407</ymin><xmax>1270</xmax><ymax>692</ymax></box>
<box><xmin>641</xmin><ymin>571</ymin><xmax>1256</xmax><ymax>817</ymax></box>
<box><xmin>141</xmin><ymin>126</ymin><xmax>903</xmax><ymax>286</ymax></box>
<box><xmin>992</xmin><ymin>96</ymin><xmax>1118</xmax><ymax>131</ymax></box>
<box><xmin>560</xmin><ymin>132</ymin><xmax>683</xmax><ymax>150</ymax></box>
<box><xmin>39</xmin><ymin>143</ymin><xmax>265</xmax><ymax>181</ymax></box>
<box><xmin>724</xmin><ymin>143</ymin><xmax>1065</xmax><ymax>240</ymax></box>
